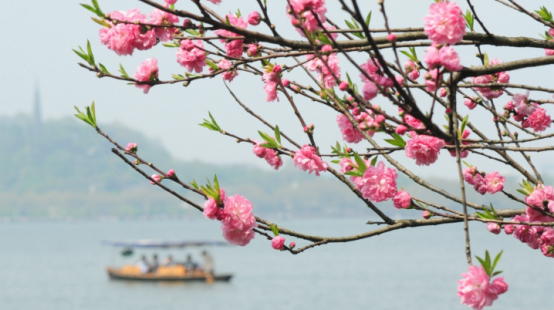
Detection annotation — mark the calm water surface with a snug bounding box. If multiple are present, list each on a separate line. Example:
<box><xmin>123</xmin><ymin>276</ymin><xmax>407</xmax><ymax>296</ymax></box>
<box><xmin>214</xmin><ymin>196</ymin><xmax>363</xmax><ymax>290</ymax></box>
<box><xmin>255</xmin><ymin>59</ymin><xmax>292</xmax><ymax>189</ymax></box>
<box><xmin>0</xmin><ymin>218</ymin><xmax>551</xmax><ymax>310</ymax></box>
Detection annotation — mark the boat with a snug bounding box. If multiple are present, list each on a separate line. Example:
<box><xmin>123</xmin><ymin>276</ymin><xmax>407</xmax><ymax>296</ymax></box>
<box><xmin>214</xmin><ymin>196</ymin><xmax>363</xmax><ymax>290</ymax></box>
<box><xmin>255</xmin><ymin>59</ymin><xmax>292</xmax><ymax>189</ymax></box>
<box><xmin>102</xmin><ymin>239</ymin><xmax>233</xmax><ymax>283</ymax></box>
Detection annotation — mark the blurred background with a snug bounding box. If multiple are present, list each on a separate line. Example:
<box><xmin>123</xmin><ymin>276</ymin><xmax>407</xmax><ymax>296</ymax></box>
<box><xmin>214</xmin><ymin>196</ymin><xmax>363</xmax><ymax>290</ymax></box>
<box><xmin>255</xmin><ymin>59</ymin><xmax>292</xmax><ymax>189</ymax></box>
<box><xmin>0</xmin><ymin>0</ymin><xmax>553</xmax><ymax>309</ymax></box>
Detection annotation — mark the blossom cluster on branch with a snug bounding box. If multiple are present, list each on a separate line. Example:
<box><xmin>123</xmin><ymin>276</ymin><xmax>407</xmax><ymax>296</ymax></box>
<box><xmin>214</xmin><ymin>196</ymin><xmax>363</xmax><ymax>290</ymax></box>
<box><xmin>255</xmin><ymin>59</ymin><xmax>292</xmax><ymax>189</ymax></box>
<box><xmin>73</xmin><ymin>0</ymin><xmax>554</xmax><ymax>308</ymax></box>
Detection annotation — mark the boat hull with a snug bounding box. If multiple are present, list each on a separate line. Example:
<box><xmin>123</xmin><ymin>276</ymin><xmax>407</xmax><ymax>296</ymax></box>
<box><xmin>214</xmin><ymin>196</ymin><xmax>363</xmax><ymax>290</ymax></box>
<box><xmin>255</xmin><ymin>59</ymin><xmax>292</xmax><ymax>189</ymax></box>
<box><xmin>107</xmin><ymin>268</ymin><xmax>232</xmax><ymax>282</ymax></box>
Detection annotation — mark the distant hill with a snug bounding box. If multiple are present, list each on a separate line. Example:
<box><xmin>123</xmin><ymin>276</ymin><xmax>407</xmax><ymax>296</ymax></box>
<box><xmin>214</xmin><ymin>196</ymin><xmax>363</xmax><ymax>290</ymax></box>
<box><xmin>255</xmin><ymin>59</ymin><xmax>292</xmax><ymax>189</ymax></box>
<box><xmin>0</xmin><ymin>115</ymin><xmax>529</xmax><ymax>220</ymax></box>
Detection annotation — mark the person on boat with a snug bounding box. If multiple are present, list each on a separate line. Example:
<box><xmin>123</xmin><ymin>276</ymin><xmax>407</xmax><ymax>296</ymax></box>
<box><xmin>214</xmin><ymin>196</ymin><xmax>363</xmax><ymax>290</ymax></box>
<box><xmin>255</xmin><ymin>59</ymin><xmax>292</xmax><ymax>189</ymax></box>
<box><xmin>148</xmin><ymin>254</ymin><xmax>159</xmax><ymax>273</ymax></box>
<box><xmin>184</xmin><ymin>254</ymin><xmax>195</xmax><ymax>273</ymax></box>
<box><xmin>136</xmin><ymin>255</ymin><xmax>149</xmax><ymax>274</ymax></box>
<box><xmin>161</xmin><ymin>255</ymin><xmax>174</xmax><ymax>266</ymax></box>
<box><xmin>201</xmin><ymin>251</ymin><xmax>214</xmax><ymax>275</ymax></box>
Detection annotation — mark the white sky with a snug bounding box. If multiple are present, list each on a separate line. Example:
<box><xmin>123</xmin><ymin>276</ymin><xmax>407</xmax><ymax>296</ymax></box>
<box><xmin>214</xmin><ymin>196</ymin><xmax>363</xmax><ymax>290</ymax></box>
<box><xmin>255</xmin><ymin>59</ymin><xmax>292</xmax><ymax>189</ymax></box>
<box><xmin>1</xmin><ymin>0</ymin><xmax>553</xmax><ymax>180</ymax></box>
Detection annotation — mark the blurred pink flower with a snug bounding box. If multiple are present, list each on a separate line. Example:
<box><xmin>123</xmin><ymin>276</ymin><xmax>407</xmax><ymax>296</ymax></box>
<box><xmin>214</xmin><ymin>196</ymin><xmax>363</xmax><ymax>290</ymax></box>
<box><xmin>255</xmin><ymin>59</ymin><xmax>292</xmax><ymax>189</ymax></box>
<box><xmin>405</xmin><ymin>133</ymin><xmax>445</xmax><ymax>166</ymax></box>
<box><xmin>176</xmin><ymin>40</ymin><xmax>206</xmax><ymax>73</ymax></box>
<box><xmin>423</xmin><ymin>0</ymin><xmax>466</xmax><ymax>45</ymax></box>
<box><xmin>457</xmin><ymin>266</ymin><xmax>508</xmax><ymax>310</ymax></box>
<box><xmin>271</xmin><ymin>236</ymin><xmax>285</xmax><ymax>250</ymax></box>
<box><xmin>134</xmin><ymin>57</ymin><xmax>159</xmax><ymax>94</ymax></box>
<box><xmin>150</xmin><ymin>8</ymin><xmax>179</xmax><ymax>42</ymax></box>
<box><xmin>393</xmin><ymin>190</ymin><xmax>412</xmax><ymax>209</ymax></box>
<box><xmin>247</xmin><ymin>11</ymin><xmax>261</xmax><ymax>26</ymax></box>
<box><xmin>358</xmin><ymin>161</ymin><xmax>398</xmax><ymax>202</ymax></box>
<box><xmin>293</xmin><ymin>145</ymin><xmax>329</xmax><ymax>176</ymax></box>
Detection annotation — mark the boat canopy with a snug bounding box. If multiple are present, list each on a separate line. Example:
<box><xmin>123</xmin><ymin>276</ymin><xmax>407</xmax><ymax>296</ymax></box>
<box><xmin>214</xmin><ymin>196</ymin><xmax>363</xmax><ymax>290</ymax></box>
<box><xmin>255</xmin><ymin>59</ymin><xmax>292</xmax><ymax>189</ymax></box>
<box><xmin>102</xmin><ymin>240</ymin><xmax>228</xmax><ymax>248</ymax></box>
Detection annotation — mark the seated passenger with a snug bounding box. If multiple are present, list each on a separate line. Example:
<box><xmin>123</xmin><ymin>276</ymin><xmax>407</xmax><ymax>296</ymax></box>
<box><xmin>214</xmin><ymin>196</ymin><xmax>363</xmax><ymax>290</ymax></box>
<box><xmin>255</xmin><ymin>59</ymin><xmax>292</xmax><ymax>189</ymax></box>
<box><xmin>161</xmin><ymin>255</ymin><xmax>174</xmax><ymax>266</ymax></box>
<box><xmin>184</xmin><ymin>254</ymin><xmax>195</xmax><ymax>273</ymax></box>
<box><xmin>148</xmin><ymin>254</ymin><xmax>159</xmax><ymax>273</ymax></box>
<box><xmin>136</xmin><ymin>255</ymin><xmax>149</xmax><ymax>274</ymax></box>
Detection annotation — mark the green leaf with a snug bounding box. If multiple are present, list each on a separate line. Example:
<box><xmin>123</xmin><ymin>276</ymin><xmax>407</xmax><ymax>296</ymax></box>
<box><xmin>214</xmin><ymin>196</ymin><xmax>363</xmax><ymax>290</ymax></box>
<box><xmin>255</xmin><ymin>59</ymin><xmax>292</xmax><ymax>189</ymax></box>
<box><xmin>91</xmin><ymin>17</ymin><xmax>111</xmax><ymax>28</ymax></box>
<box><xmin>73</xmin><ymin>49</ymin><xmax>89</xmax><ymax>63</ymax></box>
<box><xmin>270</xmin><ymin>224</ymin><xmax>279</xmax><ymax>236</ymax></box>
<box><xmin>392</xmin><ymin>133</ymin><xmax>406</xmax><ymax>148</ymax></box>
<box><xmin>206</xmin><ymin>59</ymin><xmax>220</xmax><ymax>71</ymax></box>
<box><xmin>316</xmin><ymin>32</ymin><xmax>332</xmax><ymax>45</ymax></box>
<box><xmin>483</xmin><ymin>52</ymin><xmax>490</xmax><ymax>66</ymax></box>
<box><xmin>353</xmin><ymin>152</ymin><xmax>367</xmax><ymax>174</ymax></box>
<box><xmin>460</xmin><ymin>115</ymin><xmax>469</xmax><ymax>137</ymax></box>
<box><xmin>80</xmin><ymin>4</ymin><xmax>98</xmax><ymax>15</ymax></box>
<box><xmin>491</xmin><ymin>270</ymin><xmax>503</xmax><ymax>277</ymax></box>
<box><xmin>462</xmin><ymin>161</ymin><xmax>472</xmax><ymax>168</ymax></box>
<box><xmin>365</xmin><ymin>11</ymin><xmax>372</xmax><ymax>26</ymax></box>
<box><xmin>98</xmin><ymin>63</ymin><xmax>110</xmax><ymax>74</ymax></box>
<box><xmin>225</xmin><ymin>16</ymin><xmax>231</xmax><ymax>26</ymax></box>
<box><xmin>463</xmin><ymin>10</ymin><xmax>474</xmax><ymax>31</ymax></box>
<box><xmin>119</xmin><ymin>64</ymin><xmax>130</xmax><ymax>78</ymax></box>
<box><xmin>185</xmin><ymin>29</ymin><xmax>201</xmax><ymax>36</ymax></box>
<box><xmin>331</xmin><ymin>160</ymin><xmax>341</xmax><ymax>164</ymax></box>
<box><xmin>491</xmin><ymin>250</ymin><xmax>503</xmax><ymax>274</ymax></box>
<box><xmin>91</xmin><ymin>0</ymin><xmax>104</xmax><ymax>16</ymax></box>
<box><xmin>490</xmin><ymin>203</ymin><xmax>498</xmax><ymax>218</ymax></box>
<box><xmin>516</xmin><ymin>189</ymin><xmax>529</xmax><ymax>196</ymax></box>
<box><xmin>475</xmin><ymin>256</ymin><xmax>487</xmax><ymax>272</ymax></box>
<box><xmin>384</xmin><ymin>139</ymin><xmax>404</xmax><ymax>148</ymax></box>
<box><xmin>345</xmin><ymin>170</ymin><xmax>363</xmax><ymax>177</ymax></box>
<box><xmin>213</xmin><ymin>175</ymin><xmax>220</xmax><ymax>197</ymax></box>
<box><xmin>190</xmin><ymin>179</ymin><xmax>200</xmax><ymax>190</ymax></box>
<box><xmin>535</xmin><ymin>6</ymin><xmax>553</xmax><ymax>22</ymax></box>
<box><xmin>274</xmin><ymin>125</ymin><xmax>282</xmax><ymax>145</ymax></box>
<box><xmin>90</xmin><ymin>102</ymin><xmax>97</xmax><ymax>125</ymax></box>
<box><xmin>344</xmin><ymin>20</ymin><xmax>355</xmax><ymax>29</ymax></box>
<box><xmin>162</xmin><ymin>41</ymin><xmax>180</xmax><ymax>48</ymax></box>
<box><xmin>258</xmin><ymin>131</ymin><xmax>280</xmax><ymax>148</ymax></box>
<box><xmin>86</xmin><ymin>40</ymin><xmax>95</xmax><ymax>66</ymax></box>
<box><xmin>370</xmin><ymin>156</ymin><xmax>378</xmax><ymax>166</ymax></box>
<box><xmin>199</xmin><ymin>123</ymin><xmax>219</xmax><ymax>131</ymax></box>
<box><xmin>400</xmin><ymin>50</ymin><xmax>417</xmax><ymax>62</ymax></box>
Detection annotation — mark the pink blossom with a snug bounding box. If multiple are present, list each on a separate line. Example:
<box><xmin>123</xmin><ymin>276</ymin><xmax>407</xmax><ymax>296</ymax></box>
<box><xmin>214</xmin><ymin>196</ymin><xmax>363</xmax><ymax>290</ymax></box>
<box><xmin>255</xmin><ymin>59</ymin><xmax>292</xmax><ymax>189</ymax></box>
<box><xmin>395</xmin><ymin>75</ymin><xmax>404</xmax><ymax>85</ymax></box>
<box><xmin>293</xmin><ymin>145</ymin><xmax>329</xmax><ymax>176</ymax></box>
<box><xmin>356</xmin><ymin>112</ymin><xmax>378</xmax><ymax>135</ymax></box>
<box><xmin>125</xmin><ymin>142</ymin><xmax>138</xmax><ymax>153</ymax></box>
<box><xmin>504</xmin><ymin>101</ymin><xmax>515</xmax><ymax>111</ymax></box>
<box><xmin>134</xmin><ymin>57</ymin><xmax>159</xmax><ymax>94</ymax></box>
<box><xmin>337</xmin><ymin>114</ymin><xmax>363</xmax><ymax>143</ymax></box>
<box><xmin>546</xmin><ymin>46</ymin><xmax>554</xmax><ymax>56</ymax></box>
<box><xmin>100</xmin><ymin>9</ymin><xmax>156</xmax><ymax>55</ymax></box>
<box><xmin>424</xmin><ymin>68</ymin><xmax>442</xmax><ymax>92</ymax></box>
<box><xmin>247</xmin><ymin>44</ymin><xmax>259</xmax><ymax>57</ymax></box>
<box><xmin>439</xmin><ymin>88</ymin><xmax>448</xmax><ymax>98</ymax></box>
<box><xmin>404</xmin><ymin>60</ymin><xmax>420</xmax><ymax>80</ymax></box>
<box><xmin>362</xmin><ymin>82</ymin><xmax>378</xmax><ymax>100</ymax></box>
<box><xmin>541</xmin><ymin>244</ymin><xmax>554</xmax><ymax>257</ymax></box>
<box><xmin>525</xmin><ymin>185</ymin><xmax>554</xmax><ymax>222</ymax></box>
<box><xmin>404</xmin><ymin>114</ymin><xmax>425</xmax><ymax>129</ymax></box>
<box><xmin>339</xmin><ymin>81</ymin><xmax>348</xmax><ymax>91</ymax></box>
<box><xmin>262</xmin><ymin>70</ymin><xmax>280</xmax><ymax>102</ymax></box>
<box><xmin>484</xmin><ymin>172</ymin><xmax>505</xmax><ymax>194</ymax></box>
<box><xmin>358</xmin><ymin>161</ymin><xmax>398</xmax><ymax>202</ymax></box>
<box><xmin>439</xmin><ymin>45</ymin><xmax>462</xmax><ymax>71</ymax></box>
<box><xmin>463</xmin><ymin>166</ymin><xmax>478</xmax><ymax>185</ymax></box>
<box><xmin>512</xmin><ymin>91</ymin><xmax>536</xmax><ymax>116</ymax></box>
<box><xmin>150</xmin><ymin>8</ymin><xmax>179</xmax><ymax>42</ymax></box>
<box><xmin>387</xmin><ymin>33</ymin><xmax>397</xmax><ymax>41</ymax></box>
<box><xmin>176</xmin><ymin>40</ymin><xmax>206</xmax><ymax>73</ymax></box>
<box><xmin>395</xmin><ymin>125</ymin><xmax>407</xmax><ymax>135</ymax></box>
<box><xmin>464</xmin><ymin>98</ymin><xmax>477</xmax><ymax>110</ymax></box>
<box><xmin>446</xmin><ymin>129</ymin><xmax>470</xmax><ymax>159</ymax></box>
<box><xmin>514</xmin><ymin>224</ymin><xmax>542</xmax><ymax>249</ymax></box>
<box><xmin>423</xmin><ymin>0</ymin><xmax>466</xmax><ymax>45</ymax></box>
<box><xmin>248</xmin><ymin>11</ymin><xmax>262</xmax><ymax>26</ymax></box>
<box><xmin>218</xmin><ymin>59</ymin><xmax>238</xmax><ymax>82</ymax></box>
<box><xmin>286</xmin><ymin>0</ymin><xmax>327</xmax><ymax>34</ymax></box>
<box><xmin>166</xmin><ymin>169</ymin><xmax>176</xmax><ymax>178</ymax></box>
<box><xmin>290</xmin><ymin>242</ymin><xmax>296</xmax><ymax>248</ymax></box>
<box><xmin>473</xmin><ymin>174</ymin><xmax>488</xmax><ymax>195</ymax></box>
<box><xmin>221</xmin><ymin>194</ymin><xmax>257</xmax><ymax>246</ymax></box>
<box><xmin>165</xmin><ymin>0</ymin><xmax>177</xmax><ymax>4</ymax></box>
<box><xmin>424</xmin><ymin>44</ymin><xmax>441</xmax><ymax>69</ymax></box>
<box><xmin>393</xmin><ymin>190</ymin><xmax>411</xmax><ymax>209</ymax></box>
<box><xmin>405</xmin><ymin>133</ymin><xmax>445</xmax><ymax>166</ymax></box>
<box><xmin>339</xmin><ymin>158</ymin><xmax>353</xmax><ymax>173</ymax></box>
<box><xmin>149</xmin><ymin>174</ymin><xmax>161</xmax><ymax>185</ymax></box>
<box><xmin>214</xmin><ymin>14</ymin><xmax>248</xmax><ymax>58</ymax></box>
<box><xmin>264</xmin><ymin>148</ymin><xmax>283</xmax><ymax>170</ymax></box>
<box><xmin>360</xmin><ymin>58</ymin><xmax>393</xmax><ymax>88</ymax></box>
<box><xmin>471</xmin><ymin>59</ymin><xmax>509</xmax><ymax>99</ymax></box>
<box><xmin>305</xmin><ymin>53</ymin><xmax>341</xmax><ymax>89</ymax></box>
<box><xmin>457</xmin><ymin>266</ymin><xmax>508</xmax><ymax>310</ymax></box>
<box><xmin>487</xmin><ymin>222</ymin><xmax>501</xmax><ymax>235</ymax></box>
<box><xmin>252</xmin><ymin>139</ymin><xmax>267</xmax><ymax>158</ymax></box>
<box><xmin>203</xmin><ymin>189</ymin><xmax>226</xmax><ymax>220</ymax></box>
<box><xmin>524</xmin><ymin>107</ymin><xmax>551</xmax><ymax>132</ymax></box>
<box><xmin>504</xmin><ymin>223</ymin><xmax>515</xmax><ymax>235</ymax></box>
<box><xmin>271</xmin><ymin>236</ymin><xmax>285</xmax><ymax>250</ymax></box>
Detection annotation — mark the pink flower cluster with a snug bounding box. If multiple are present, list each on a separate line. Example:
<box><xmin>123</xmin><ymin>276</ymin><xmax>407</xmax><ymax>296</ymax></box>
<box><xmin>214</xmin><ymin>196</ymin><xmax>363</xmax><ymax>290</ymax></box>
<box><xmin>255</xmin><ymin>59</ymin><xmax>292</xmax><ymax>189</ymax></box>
<box><xmin>134</xmin><ymin>57</ymin><xmax>159</xmax><ymax>94</ymax></box>
<box><xmin>424</xmin><ymin>44</ymin><xmax>462</xmax><ymax>72</ymax></box>
<box><xmin>457</xmin><ymin>266</ymin><xmax>508</xmax><ymax>310</ymax></box>
<box><xmin>287</xmin><ymin>0</ymin><xmax>327</xmax><ymax>34</ymax></box>
<box><xmin>463</xmin><ymin>167</ymin><xmax>505</xmax><ymax>195</ymax></box>
<box><xmin>423</xmin><ymin>0</ymin><xmax>466</xmax><ymax>45</ymax></box>
<box><xmin>405</xmin><ymin>132</ymin><xmax>445</xmax><ymax>166</ymax></box>
<box><xmin>305</xmin><ymin>50</ymin><xmax>341</xmax><ymax>89</ymax></box>
<box><xmin>508</xmin><ymin>92</ymin><xmax>552</xmax><ymax>132</ymax></box>
<box><xmin>214</xmin><ymin>14</ymin><xmax>248</xmax><ymax>58</ymax></box>
<box><xmin>471</xmin><ymin>59</ymin><xmax>510</xmax><ymax>99</ymax></box>
<box><xmin>99</xmin><ymin>9</ymin><xmax>156</xmax><ymax>56</ymax></box>
<box><xmin>176</xmin><ymin>40</ymin><xmax>206</xmax><ymax>73</ymax></box>
<box><xmin>356</xmin><ymin>161</ymin><xmax>398</xmax><ymax>202</ymax></box>
<box><xmin>404</xmin><ymin>60</ymin><xmax>420</xmax><ymax>80</ymax></box>
<box><xmin>359</xmin><ymin>58</ymin><xmax>394</xmax><ymax>99</ymax></box>
<box><xmin>293</xmin><ymin>145</ymin><xmax>328</xmax><ymax>176</ymax></box>
<box><xmin>203</xmin><ymin>189</ymin><xmax>258</xmax><ymax>246</ymax></box>
<box><xmin>336</xmin><ymin>108</ymin><xmax>381</xmax><ymax>144</ymax></box>
<box><xmin>150</xmin><ymin>8</ymin><xmax>179</xmax><ymax>42</ymax></box>
<box><xmin>262</xmin><ymin>65</ymin><xmax>282</xmax><ymax>102</ymax></box>
<box><xmin>504</xmin><ymin>210</ymin><xmax>554</xmax><ymax>258</ymax></box>
<box><xmin>252</xmin><ymin>139</ymin><xmax>283</xmax><ymax>170</ymax></box>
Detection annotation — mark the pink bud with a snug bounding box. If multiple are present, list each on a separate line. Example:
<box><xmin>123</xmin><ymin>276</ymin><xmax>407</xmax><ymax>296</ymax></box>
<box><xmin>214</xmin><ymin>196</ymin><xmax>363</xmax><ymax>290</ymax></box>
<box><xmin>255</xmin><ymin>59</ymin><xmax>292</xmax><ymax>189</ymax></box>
<box><xmin>282</xmin><ymin>79</ymin><xmax>290</xmax><ymax>87</ymax></box>
<box><xmin>375</xmin><ymin>115</ymin><xmax>385</xmax><ymax>124</ymax></box>
<box><xmin>321</xmin><ymin>44</ymin><xmax>333</xmax><ymax>54</ymax></box>
<box><xmin>445</xmin><ymin>108</ymin><xmax>452</xmax><ymax>114</ymax></box>
<box><xmin>125</xmin><ymin>143</ymin><xmax>138</xmax><ymax>153</ymax></box>
<box><xmin>387</xmin><ymin>33</ymin><xmax>397</xmax><ymax>42</ymax></box>
<box><xmin>271</xmin><ymin>236</ymin><xmax>285</xmax><ymax>250</ymax></box>
<box><xmin>422</xmin><ymin>210</ymin><xmax>432</xmax><ymax>219</ymax></box>
<box><xmin>395</xmin><ymin>125</ymin><xmax>407</xmax><ymax>135</ymax></box>
<box><xmin>291</xmin><ymin>85</ymin><xmax>299</xmax><ymax>91</ymax></box>
<box><xmin>439</xmin><ymin>88</ymin><xmax>447</xmax><ymax>98</ymax></box>
<box><xmin>183</xmin><ymin>18</ymin><xmax>191</xmax><ymax>27</ymax></box>
<box><xmin>504</xmin><ymin>224</ymin><xmax>514</xmax><ymax>235</ymax></box>
<box><xmin>149</xmin><ymin>174</ymin><xmax>161</xmax><ymax>185</ymax></box>
<box><xmin>486</xmin><ymin>222</ymin><xmax>501</xmax><ymax>235</ymax></box>
<box><xmin>504</xmin><ymin>101</ymin><xmax>515</xmax><ymax>111</ymax></box>
<box><xmin>289</xmin><ymin>242</ymin><xmax>296</xmax><ymax>248</ymax></box>
<box><xmin>273</xmin><ymin>65</ymin><xmax>282</xmax><ymax>73</ymax></box>
<box><xmin>247</xmin><ymin>11</ymin><xmax>262</xmax><ymax>26</ymax></box>
<box><xmin>352</xmin><ymin>107</ymin><xmax>360</xmax><ymax>116</ymax></box>
<box><xmin>166</xmin><ymin>169</ymin><xmax>176</xmax><ymax>178</ymax></box>
<box><xmin>247</xmin><ymin>44</ymin><xmax>259</xmax><ymax>57</ymax></box>
<box><xmin>395</xmin><ymin>75</ymin><xmax>404</xmax><ymax>85</ymax></box>
<box><xmin>165</xmin><ymin>0</ymin><xmax>177</xmax><ymax>4</ymax></box>
<box><xmin>398</xmin><ymin>107</ymin><xmax>405</xmax><ymax>116</ymax></box>
<box><xmin>339</xmin><ymin>81</ymin><xmax>348</xmax><ymax>91</ymax></box>
<box><xmin>462</xmin><ymin>129</ymin><xmax>471</xmax><ymax>139</ymax></box>
<box><xmin>346</xmin><ymin>147</ymin><xmax>352</xmax><ymax>153</ymax></box>
<box><xmin>464</xmin><ymin>98</ymin><xmax>477</xmax><ymax>110</ymax></box>
<box><xmin>549</xmin><ymin>28</ymin><xmax>554</xmax><ymax>37</ymax></box>
<box><xmin>303</xmin><ymin>126</ymin><xmax>308</xmax><ymax>132</ymax></box>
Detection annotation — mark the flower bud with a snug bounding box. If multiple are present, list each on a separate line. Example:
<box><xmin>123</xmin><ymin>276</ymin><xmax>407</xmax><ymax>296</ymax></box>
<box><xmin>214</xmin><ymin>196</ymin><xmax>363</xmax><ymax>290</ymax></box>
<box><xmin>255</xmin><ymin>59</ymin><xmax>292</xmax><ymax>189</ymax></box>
<box><xmin>134</xmin><ymin>159</ymin><xmax>141</xmax><ymax>165</ymax></box>
<box><xmin>271</xmin><ymin>236</ymin><xmax>285</xmax><ymax>250</ymax></box>
<box><xmin>422</xmin><ymin>210</ymin><xmax>433</xmax><ymax>219</ymax></box>
<box><xmin>346</xmin><ymin>147</ymin><xmax>352</xmax><ymax>153</ymax></box>
<box><xmin>445</xmin><ymin>108</ymin><xmax>452</xmax><ymax>114</ymax></box>
<box><xmin>439</xmin><ymin>88</ymin><xmax>448</xmax><ymax>98</ymax></box>
<box><xmin>247</xmin><ymin>44</ymin><xmax>259</xmax><ymax>57</ymax></box>
<box><xmin>504</xmin><ymin>224</ymin><xmax>514</xmax><ymax>235</ymax></box>
<box><xmin>282</xmin><ymin>78</ymin><xmax>290</xmax><ymax>87</ymax></box>
<box><xmin>339</xmin><ymin>81</ymin><xmax>348</xmax><ymax>91</ymax></box>
<box><xmin>375</xmin><ymin>115</ymin><xmax>385</xmax><ymax>124</ymax></box>
<box><xmin>273</xmin><ymin>65</ymin><xmax>282</xmax><ymax>74</ymax></box>
<box><xmin>387</xmin><ymin>33</ymin><xmax>396</xmax><ymax>42</ymax></box>
<box><xmin>321</xmin><ymin>44</ymin><xmax>333</xmax><ymax>55</ymax></box>
<box><xmin>166</xmin><ymin>169</ymin><xmax>176</xmax><ymax>178</ymax></box>
<box><xmin>395</xmin><ymin>125</ymin><xmax>407</xmax><ymax>135</ymax></box>
<box><xmin>247</xmin><ymin>11</ymin><xmax>262</xmax><ymax>26</ymax></box>
<box><xmin>486</xmin><ymin>222</ymin><xmax>501</xmax><ymax>235</ymax></box>
<box><xmin>126</xmin><ymin>143</ymin><xmax>138</xmax><ymax>154</ymax></box>
<box><xmin>289</xmin><ymin>242</ymin><xmax>296</xmax><ymax>249</ymax></box>
<box><xmin>149</xmin><ymin>174</ymin><xmax>161</xmax><ymax>185</ymax></box>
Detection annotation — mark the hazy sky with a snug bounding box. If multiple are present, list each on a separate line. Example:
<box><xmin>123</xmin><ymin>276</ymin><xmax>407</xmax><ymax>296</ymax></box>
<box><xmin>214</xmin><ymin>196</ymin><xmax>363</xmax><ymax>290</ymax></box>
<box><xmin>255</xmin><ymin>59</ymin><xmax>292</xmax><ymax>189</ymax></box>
<box><xmin>1</xmin><ymin>0</ymin><xmax>553</xmax><ymax>180</ymax></box>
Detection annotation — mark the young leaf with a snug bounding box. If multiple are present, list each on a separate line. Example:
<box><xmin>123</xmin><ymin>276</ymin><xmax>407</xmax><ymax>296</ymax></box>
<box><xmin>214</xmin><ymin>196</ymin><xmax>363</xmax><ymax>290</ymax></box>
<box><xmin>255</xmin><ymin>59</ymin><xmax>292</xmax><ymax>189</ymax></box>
<box><xmin>353</xmin><ymin>152</ymin><xmax>367</xmax><ymax>173</ymax></box>
<box><xmin>86</xmin><ymin>40</ymin><xmax>95</xmax><ymax>66</ymax></box>
<box><xmin>460</xmin><ymin>115</ymin><xmax>469</xmax><ymax>136</ymax></box>
<box><xmin>81</xmin><ymin>4</ymin><xmax>98</xmax><ymax>15</ymax></box>
<box><xmin>370</xmin><ymin>156</ymin><xmax>378</xmax><ymax>166</ymax></box>
<box><xmin>491</xmin><ymin>250</ymin><xmax>503</xmax><ymax>274</ymax></box>
<box><xmin>73</xmin><ymin>49</ymin><xmax>89</xmax><ymax>63</ymax></box>
<box><xmin>345</xmin><ymin>170</ymin><xmax>363</xmax><ymax>177</ymax></box>
<box><xmin>483</xmin><ymin>52</ymin><xmax>490</xmax><ymax>66</ymax></box>
<box><xmin>213</xmin><ymin>175</ymin><xmax>220</xmax><ymax>196</ymax></box>
<box><xmin>365</xmin><ymin>11</ymin><xmax>372</xmax><ymax>26</ymax></box>
<box><xmin>464</xmin><ymin>10</ymin><xmax>474</xmax><ymax>31</ymax></box>
<box><xmin>119</xmin><ymin>64</ymin><xmax>130</xmax><ymax>78</ymax></box>
<box><xmin>90</xmin><ymin>102</ymin><xmax>97</xmax><ymax>125</ymax></box>
<box><xmin>91</xmin><ymin>0</ymin><xmax>104</xmax><ymax>16</ymax></box>
<box><xmin>274</xmin><ymin>125</ymin><xmax>282</xmax><ymax>145</ymax></box>
<box><xmin>190</xmin><ymin>179</ymin><xmax>200</xmax><ymax>190</ymax></box>
<box><xmin>392</xmin><ymin>133</ymin><xmax>406</xmax><ymax>148</ymax></box>
<box><xmin>270</xmin><ymin>224</ymin><xmax>279</xmax><ymax>236</ymax></box>
<box><xmin>98</xmin><ymin>63</ymin><xmax>110</xmax><ymax>74</ymax></box>
<box><xmin>331</xmin><ymin>160</ymin><xmax>341</xmax><ymax>164</ymax></box>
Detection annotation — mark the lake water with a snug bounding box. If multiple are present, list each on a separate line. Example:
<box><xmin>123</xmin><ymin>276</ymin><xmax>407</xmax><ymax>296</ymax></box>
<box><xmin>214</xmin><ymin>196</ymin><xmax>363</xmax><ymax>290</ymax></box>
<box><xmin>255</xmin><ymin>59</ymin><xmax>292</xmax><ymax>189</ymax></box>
<box><xmin>0</xmin><ymin>218</ymin><xmax>551</xmax><ymax>310</ymax></box>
